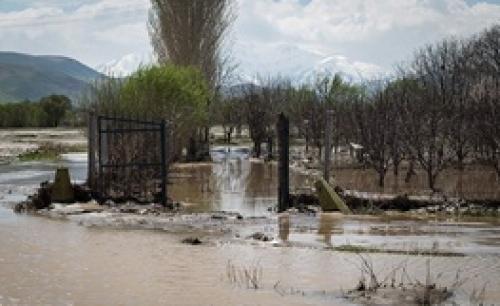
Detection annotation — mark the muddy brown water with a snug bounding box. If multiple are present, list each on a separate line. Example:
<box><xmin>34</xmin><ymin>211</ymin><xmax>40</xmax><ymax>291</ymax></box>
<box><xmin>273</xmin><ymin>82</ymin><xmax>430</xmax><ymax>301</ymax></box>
<box><xmin>169</xmin><ymin>158</ymin><xmax>311</xmax><ymax>216</ymax></box>
<box><xmin>1</xmin><ymin>151</ymin><xmax>500</xmax><ymax>305</ymax></box>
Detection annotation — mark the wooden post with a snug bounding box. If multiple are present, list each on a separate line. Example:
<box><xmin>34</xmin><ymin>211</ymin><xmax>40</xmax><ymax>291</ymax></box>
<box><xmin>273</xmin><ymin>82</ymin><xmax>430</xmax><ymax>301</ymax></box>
<box><xmin>160</xmin><ymin>120</ymin><xmax>168</xmax><ymax>206</ymax></box>
<box><xmin>277</xmin><ymin>113</ymin><xmax>289</xmax><ymax>212</ymax></box>
<box><xmin>97</xmin><ymin>116</ymin><xmax>103</xmax><ymax>196</ymax></box>
<box><xmin>324</xmin><ymin>109</ymin><xmax>333</xmax><ymax>181</ymax></box>
<box><xmin>87</xmin><ymin>112</ymin><xmax>96</xmax><ymax>189</ymax></box>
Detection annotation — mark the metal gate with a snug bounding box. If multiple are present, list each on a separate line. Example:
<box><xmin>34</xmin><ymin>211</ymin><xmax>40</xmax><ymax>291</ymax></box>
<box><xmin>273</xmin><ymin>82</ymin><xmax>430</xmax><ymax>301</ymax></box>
<box><xmin>87</xmin><ymin>113</ymin><xmax>168</xmax><ymax>205</ymax></box>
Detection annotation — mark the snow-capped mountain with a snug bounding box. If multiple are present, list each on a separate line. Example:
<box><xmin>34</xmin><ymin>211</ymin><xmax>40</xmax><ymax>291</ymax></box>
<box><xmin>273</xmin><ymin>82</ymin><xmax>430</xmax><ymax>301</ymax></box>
<box><xmin>234</xmin><ymin>42</ymin><xmax>386</xmax><ymax>84</ymax></box>
<box><xmin>98</xmin><ymin>43</ymin><xmax>386</xmax><ymax>83</ymax></box>
<box><xmin>96</xmin><ymin>53</ymin><xmax>152</xmax><ymax>77</ymax></box>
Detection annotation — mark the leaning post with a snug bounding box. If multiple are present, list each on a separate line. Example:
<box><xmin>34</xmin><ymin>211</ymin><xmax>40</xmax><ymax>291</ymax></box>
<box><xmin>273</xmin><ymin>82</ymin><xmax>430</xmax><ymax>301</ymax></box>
<box><xmin>277</xmin><ymin>113</ymin><xmax>290</xmax><ymax>212</ymax></box>
<box><xmin>324</xmin><ymin>109</ymin><xmax>334</xmax><ymax>181</ymax></box>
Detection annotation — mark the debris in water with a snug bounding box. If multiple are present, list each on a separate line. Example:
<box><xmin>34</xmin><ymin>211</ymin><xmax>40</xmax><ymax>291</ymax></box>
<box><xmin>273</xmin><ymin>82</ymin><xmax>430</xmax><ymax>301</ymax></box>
<box><xmin>182</xmin><ymin>237</ymin><xmax>203</xmax><ymax>245</ymax></box>
<box><xmin>247</xmin><ymin>232</ymin><xmax>271</xmax><ymax>242</ymax></box>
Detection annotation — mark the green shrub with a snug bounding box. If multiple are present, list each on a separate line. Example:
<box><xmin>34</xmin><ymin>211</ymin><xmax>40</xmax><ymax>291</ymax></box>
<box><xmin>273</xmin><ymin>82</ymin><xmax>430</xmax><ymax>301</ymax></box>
<box><xmin>83</xmin><ymin>64</ymin><xmax>210</xmax><ymax>160</ymax></box>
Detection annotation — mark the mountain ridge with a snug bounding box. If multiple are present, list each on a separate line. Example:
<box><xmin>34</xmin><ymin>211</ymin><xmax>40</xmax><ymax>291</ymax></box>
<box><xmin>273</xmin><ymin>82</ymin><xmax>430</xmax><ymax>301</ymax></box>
<box><xmin>0</xmin><ymin>51</ymin><xmax>102</xmax><ymax>102</ymax></box>
<box><xmin>97</xmin><ymin>44</ymin><xmax>386</xmax><ymax>85</ymax></box>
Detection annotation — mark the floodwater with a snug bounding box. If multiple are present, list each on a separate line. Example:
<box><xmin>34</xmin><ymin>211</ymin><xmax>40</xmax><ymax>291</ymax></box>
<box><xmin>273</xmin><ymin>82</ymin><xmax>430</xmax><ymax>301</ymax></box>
<box><xmin>1</xmin><ymin>149</ymin><xmax>500</xmax><ymax>305</ymax></box>
<box><xmin>170</xmin><ymin>155</ymin><xmax>311</xmax><ymax>216</ymax></box>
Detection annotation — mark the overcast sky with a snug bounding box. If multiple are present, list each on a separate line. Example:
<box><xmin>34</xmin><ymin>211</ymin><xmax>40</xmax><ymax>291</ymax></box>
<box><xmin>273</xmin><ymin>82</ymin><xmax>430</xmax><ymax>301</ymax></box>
<box><xmin>1</xmin><ymin>0</ymin><xmax>499</xmax><ymax>78</ymax></box>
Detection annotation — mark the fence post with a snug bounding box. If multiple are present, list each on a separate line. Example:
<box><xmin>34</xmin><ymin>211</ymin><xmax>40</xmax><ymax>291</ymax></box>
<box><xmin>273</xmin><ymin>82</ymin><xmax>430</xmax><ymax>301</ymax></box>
<box><xmin>324</xmin><ymin>109</ymin><xmax>333</xmax><ymax>181</ymax></box>
<box><xmin>277</xmin><ymin>113</ymin><xmax>289</xmax><ymax>212</ymax></box>
<box><xmin>97</xmin><ymin>116</ymin><xmax>102</xmax><ymax>197</ymax></box>
<box><xmin>160</xmin><ymin>120</ymin><xmax>168</xmax><ymax>206</ymax></box>
<box><xmin>87</xmin><ymin>112</ymin><xmax>95</xmax><ymax>189</ymax></box>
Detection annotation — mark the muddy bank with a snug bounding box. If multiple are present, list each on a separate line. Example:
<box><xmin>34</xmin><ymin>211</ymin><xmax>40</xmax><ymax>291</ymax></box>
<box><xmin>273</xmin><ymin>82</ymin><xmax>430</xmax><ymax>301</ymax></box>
<box><xmin>290</xmin><ymin>186</ymin><xmax>500</xmax><ymax>217</ymax></box>
<box><xmin>342</xmin><ymin>190</ymin><xmax>500</xmax><ymax>216</ymax></box>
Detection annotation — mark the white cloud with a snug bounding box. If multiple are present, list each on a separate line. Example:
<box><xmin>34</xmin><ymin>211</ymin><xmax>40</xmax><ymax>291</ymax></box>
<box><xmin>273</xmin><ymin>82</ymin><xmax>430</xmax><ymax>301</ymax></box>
<box><xmin>0</xmin><ymin>0</ymin><xmax>151</xmax><ymax>67</ymax></box>
<box><xmin>0</xmin><ymin>7</ymin><xmax>64</xmax><ymax>27</ymax></box>
<box><xmin>234</xmin><ymin>0</ymin><xmax>500</xmax><ymax>70</ymax></box>
<box><xmin>0</xmin><ymin>0</ymin><xmax>499</xmax><ymax>81</ymax></box>
<box><xmin>94</xmin><ymin>22</ymin><xmax>148</xmax><ymax>45</ymax></box>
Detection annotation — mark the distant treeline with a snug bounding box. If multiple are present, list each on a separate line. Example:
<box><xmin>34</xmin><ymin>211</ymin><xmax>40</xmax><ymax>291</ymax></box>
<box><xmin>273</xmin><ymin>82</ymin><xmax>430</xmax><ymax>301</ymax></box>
<box><xmin>82</xmin><ymin>23</ymin><xmax>499</xmax><ymax>191</ymax></box>
<box><xmin>211</xmin><ymin>25</ymin><xmax>500</xmax><ymax>190</ymax></box>
<box><xmin>0</xmin><ymin>95</ymin><xmax>78</xmax><ymax>128</ymax></box>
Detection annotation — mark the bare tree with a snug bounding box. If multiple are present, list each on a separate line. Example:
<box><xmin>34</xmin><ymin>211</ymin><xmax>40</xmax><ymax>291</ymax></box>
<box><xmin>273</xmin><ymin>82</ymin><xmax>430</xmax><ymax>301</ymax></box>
<box><xmin>444</xmin><ymin>39</ymin><xmax>475</xmax><ymax>173</ymax></box>
<box><xmin>384</xmin><ymin>80</ymin><xmax>405</xmax><ymax>178</ymax></box>
<box><xmin>353</xmin><ymin>83</ymin><xmax>392</xmax><ymax>188</ymax></box>
<box><xmin>242</xmin><ymin>86</ymin><xmax>268</xmax><ymax>158</ymax></box>
<box><xmin>238</xmin><ymin>77</ymin><xmax>292</xmax><ymax>158</ymax></box>
<box><xmin>401</xmin><ymin>42</ymin><xmax>454</xmax><ymax>191</ymax></box>
<box><xmin>471</xmin><ymin>25</ymin><xmax>500</xmax><ymax>178</ymax></box>
<box><xmin>286</xmin><ymin>85</ymin><xmax>318</xmax><ymax>154</ymax></box>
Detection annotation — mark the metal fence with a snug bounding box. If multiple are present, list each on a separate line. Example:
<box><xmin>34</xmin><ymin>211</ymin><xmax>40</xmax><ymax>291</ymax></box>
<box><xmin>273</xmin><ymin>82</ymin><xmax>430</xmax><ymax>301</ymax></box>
<box><xmin>87</xmin><ymin>113</ymin><xmax>168</xmax><ymax>205</ymax></box>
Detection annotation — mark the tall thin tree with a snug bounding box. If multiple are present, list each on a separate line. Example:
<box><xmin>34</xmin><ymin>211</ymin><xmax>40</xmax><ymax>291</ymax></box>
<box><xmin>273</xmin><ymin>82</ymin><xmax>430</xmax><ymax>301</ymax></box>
<box><xmin>148</xmin><ymin>0</ymin><xmax>235</xmax><ymax>91</ymax></box>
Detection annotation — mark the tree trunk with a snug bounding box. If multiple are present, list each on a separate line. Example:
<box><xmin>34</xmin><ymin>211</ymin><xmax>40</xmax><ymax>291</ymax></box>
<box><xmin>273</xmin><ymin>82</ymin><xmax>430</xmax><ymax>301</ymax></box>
<box><xmin>204</xmin><ymin>126</ymin><xmax>209</xmax><ymax>143</ymax></box>
<box><xmin>405</xmin><ymin>159</ymin><xmax>416</xmax><ymax>184</ymax></box>
<box><xmin>305</xmin><ymin>134</ymin><xmax>309</xmax><ymax>154</ymax></box>
<box><xmin>427</xmin><ymin>170</ymin><xmax>435</xmax><ymax>191</ymax></box>
<box><xmin>457</xmin><ymin>169</ymin><xmax>464</xmax><ymax>197</ymax></box>
<box><xmin>187</xmin><ymin>137</ymin><xmax>197</xmax><ymax>162</ymax></box>
<box><xmin>377</xmin><ymin>164</ymin><xmax>386</xmax><ymax>188</ymax></box>
<box><xmin>267</xmin><ymin>136</ymin><xmax>273</xmax><ymax>160</ymax></box>
<box><xmin>378</xmin><ymin>172</ymin><xmax>385</xmax><ymax>188</ymax></box>
<box><xmin>254</xmin><ymin>141</ymin><xmax>261</xmax><ymax>158</ymax></box>
<box><xmin>393</xmin><ymin>163</ymin><xmax>399</xmax><ymax>177</ymax></box>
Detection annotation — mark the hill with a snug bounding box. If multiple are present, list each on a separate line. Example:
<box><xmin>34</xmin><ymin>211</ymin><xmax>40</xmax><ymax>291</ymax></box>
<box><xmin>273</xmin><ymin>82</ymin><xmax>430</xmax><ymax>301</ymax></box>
<box><xmin>0</xmin><ymin>52</ymin><xmax>102</xmax><ymax>102</ymax></box>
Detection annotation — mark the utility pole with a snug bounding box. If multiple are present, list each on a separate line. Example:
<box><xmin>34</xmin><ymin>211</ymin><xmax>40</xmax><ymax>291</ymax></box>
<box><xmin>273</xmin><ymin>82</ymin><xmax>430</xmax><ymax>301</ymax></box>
<box><xmin>324</xmin><ymin>109</ymin><xmax>334</xmax><ymax>181</ymax></box>
<box><xmin>277</xmin><ymin>113</ymin><xmax>290</xmax><ymax>212</ymax></box>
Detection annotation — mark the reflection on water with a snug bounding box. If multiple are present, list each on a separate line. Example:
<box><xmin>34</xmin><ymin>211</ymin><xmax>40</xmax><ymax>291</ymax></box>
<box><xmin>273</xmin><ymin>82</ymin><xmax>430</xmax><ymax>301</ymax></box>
<box><xmin>280</xmin><ymin>214</ymin><xmax>500</xmax><ymax>256</ymax></box>
<box><xmin>170</xmin><ymin>149</ymin><xmax>308</xmax><ymax>216</ymax></box>
<box><xmin>278</xmin><ymin>213</ymin><xmax>290</xmax><ymax>242</ymax></box>
<box><xmin>317</xmin><ymin>213</ymin><xmax>338</xmax><ymax>247</ymax></box>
